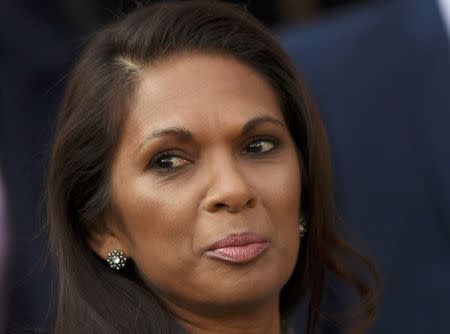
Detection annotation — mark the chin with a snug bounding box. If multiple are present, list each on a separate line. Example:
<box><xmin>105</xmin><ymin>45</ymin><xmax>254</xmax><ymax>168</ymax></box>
<box><xmin>195</xmin><ymin>278</ymin><xmax>285</xmax><ymax>316</ymax></box>
<box><xmin>203</xmin><ymin>257</ymin><xmax>295</xmax><ymax>308</ymax></box>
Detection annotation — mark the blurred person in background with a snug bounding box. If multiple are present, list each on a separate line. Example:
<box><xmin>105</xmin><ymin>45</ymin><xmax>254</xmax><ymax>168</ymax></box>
<box><xmin>0</xmin><ymin>168</ymin><xmax>7</xmax><ymax>333</ymax></box>
<box><xmin>280</xmin><ymin>0</ymin><xmax>450</xmax><ymax>332</ymax></box>
<box><xmin>1</xmin><ymin>1</ymin><xmax>77</xmax><ymax>331</ymax></box>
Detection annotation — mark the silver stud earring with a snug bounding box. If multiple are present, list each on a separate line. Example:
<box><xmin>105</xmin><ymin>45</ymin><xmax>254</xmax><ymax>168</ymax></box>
<box><xmin>299</xmin><ymin>217</ymin><xmax>307</xmax><ymax>237</ymax></box>
<box><xmin>106</xmin><ymin>250</ymin><xmax>127</xmax><ymax>270</ymax></box>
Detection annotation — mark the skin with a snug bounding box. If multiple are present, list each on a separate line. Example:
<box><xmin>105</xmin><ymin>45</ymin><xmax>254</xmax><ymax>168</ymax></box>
<box><xmin>89</xmin><ymin>53</ymin><xmax>302</xmax><ymax>334</ymax></box>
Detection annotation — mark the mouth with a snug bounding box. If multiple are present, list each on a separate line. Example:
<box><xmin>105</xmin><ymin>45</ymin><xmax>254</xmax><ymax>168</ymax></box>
<box><xmin>205</xmin><ymin>232</ymin><xmax>269</xmax><ymax>264</ymax></box>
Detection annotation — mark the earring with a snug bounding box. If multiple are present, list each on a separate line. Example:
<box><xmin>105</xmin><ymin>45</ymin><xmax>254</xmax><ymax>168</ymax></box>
<box><xmin>106</xmin><ymin>250</ymin><xmax>127</xmax><ymax>270</ymax></box>
<box><xmin>299</xmin><ymin>217</ymin><xmax>307</xmax><ymax>237</ymax></box>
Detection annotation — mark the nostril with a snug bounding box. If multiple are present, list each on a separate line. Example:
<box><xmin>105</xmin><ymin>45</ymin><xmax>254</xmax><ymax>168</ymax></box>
<box><xmin>211</xmin><ymin>196</ymin><xmax>255</xmax><ymax>212</ymax></box>
<box><xmin>204</xmin><ymin>185</ymin><xmax>256</xmax><ymax>213</ymax></box>
<box><xmin>247</xmin><ymin>198</ymin><xmax>256</xmax><ymax>208</ymax></box>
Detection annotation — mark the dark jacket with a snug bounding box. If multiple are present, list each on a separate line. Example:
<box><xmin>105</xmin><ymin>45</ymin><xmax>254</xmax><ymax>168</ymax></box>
<box><xmin>279</xmin><ymin>0</ymin><xmax>450</xmax><ymax>332</ymax></box>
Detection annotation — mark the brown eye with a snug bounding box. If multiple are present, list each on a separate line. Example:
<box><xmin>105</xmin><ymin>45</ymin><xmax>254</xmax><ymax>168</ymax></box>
<box><xmin>150</xmin><ymin>151</ymin><xmax>190</xmax><ymax>172</ymax></box>
<box><xmin>244</xmin><ymin>138</ymin><xmax>278</xmax><ymax>154</ymax></box>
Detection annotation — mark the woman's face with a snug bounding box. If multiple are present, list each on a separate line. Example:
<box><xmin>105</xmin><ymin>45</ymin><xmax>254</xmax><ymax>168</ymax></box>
<box><xmin>104</xmin><ymin>53</ymin><xmax>301</xmax><ymax>314</ymax></box>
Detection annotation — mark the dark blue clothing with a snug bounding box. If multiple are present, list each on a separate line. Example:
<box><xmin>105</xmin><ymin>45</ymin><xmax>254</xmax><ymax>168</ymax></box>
<box><xmin>280</xmin><ymin>0</ymin><xmax>450</xmax><ymax>332</ymax></box>
<box><xmin>1</xmin><ymin>1</ymin><xmax>76</xmax><ymax>331</ymax></box>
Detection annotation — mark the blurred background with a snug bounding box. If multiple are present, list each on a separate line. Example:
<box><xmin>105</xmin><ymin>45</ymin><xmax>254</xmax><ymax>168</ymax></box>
<box><xmin>1</xmin><ymin>0</ymin><xmax>449</xmax><ymax>333</ymax></box>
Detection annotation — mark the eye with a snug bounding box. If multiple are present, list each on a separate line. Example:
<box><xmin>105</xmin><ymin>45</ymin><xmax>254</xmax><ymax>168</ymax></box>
<box><xmin>244</xmin><ymin>137</ymin><xmax>279</xmax><ymax>155</ymax></box>
<box><xmin>149</xmin><ymin>151</ymin><xmax>190</xmax><ymax>172</ymax></box>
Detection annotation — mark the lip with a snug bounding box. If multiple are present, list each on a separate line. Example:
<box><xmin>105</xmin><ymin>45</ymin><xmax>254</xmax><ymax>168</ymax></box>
<box><xmin>205</xmin><ymin>232</ymin><xmax>269</xmax><ymax>264</ymax></box>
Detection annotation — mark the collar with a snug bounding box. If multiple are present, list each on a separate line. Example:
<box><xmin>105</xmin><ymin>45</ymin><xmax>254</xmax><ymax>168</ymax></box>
<box><xmin>437</xmin><ymin>0</ymin><xmax>450</xmax><ymax>39</ymax></box>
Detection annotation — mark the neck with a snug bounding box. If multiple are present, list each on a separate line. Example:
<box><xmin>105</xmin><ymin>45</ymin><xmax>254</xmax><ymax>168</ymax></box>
<box><xmin>170</xmin><ymin>297</ymin><xmax>282</xmax><ymax>334</ymax></box>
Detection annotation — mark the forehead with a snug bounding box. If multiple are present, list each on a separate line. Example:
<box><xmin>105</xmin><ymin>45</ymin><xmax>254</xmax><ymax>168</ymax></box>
<box><xmin>124</xmin><ymin>53</ymin><xmax>283</xmax><ymax>139</ymax></box>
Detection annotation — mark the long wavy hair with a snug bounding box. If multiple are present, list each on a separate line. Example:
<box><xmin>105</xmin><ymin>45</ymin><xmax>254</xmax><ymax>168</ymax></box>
<box><xmin>47</xmin><ymin>1</ymin><xmax>380</xmax><ymax>333</ymax></box>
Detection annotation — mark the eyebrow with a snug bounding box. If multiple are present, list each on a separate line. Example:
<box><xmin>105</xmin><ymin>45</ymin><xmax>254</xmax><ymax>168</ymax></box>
<box><xmin>136</xmin><ymin>126</ymin><xmax>193</xmax><ymax>153</ymax></box>
<box><xmin>241</xmin><ymin>116</ymin><xmax>285</xmax><ymax>135</ymax></box>
<box><xmin>136</xmin><ymin>115</ymin><xmax>285</xmax><ymax>153</ymax></box>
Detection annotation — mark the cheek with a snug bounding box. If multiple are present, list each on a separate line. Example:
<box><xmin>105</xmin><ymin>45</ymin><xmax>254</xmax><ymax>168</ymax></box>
<box><xmin>257</xmin><ymin>150</ymin><xmax>302</xmax><ymax>221</ymax></box>
<box><xmin>112</xmin><ymin>176</ymin><xmax>198</xmax><ymax>283</ymax></box>
<box><xmin>264</xmin><ymin>151</ymin><xmax>302</xmax><ymax>268</ymax></box>
<box><xmin>246</xmin><ymin>150</ymin><xmax>301</xmax><ymax>275</ymax></box>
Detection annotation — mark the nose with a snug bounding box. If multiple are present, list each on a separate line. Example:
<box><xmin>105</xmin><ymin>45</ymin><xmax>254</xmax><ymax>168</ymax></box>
<box><xmin>203</xmin><ymin>156</ymin><xmax>256</xmax><ymax>213</ymax></box>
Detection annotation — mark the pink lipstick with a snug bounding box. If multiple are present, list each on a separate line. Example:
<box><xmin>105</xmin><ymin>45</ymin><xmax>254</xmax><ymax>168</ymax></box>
<box><xmin>205</xmin><ymin>233</ymin><xmax>269</xmax><ymax>264</ymax></box>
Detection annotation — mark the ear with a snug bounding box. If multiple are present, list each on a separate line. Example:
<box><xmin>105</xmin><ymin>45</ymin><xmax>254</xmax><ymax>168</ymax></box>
<box><xmin>86</xmin><ymin>217</ymin><xmax>130</xmax><ymax>261</ymax></box>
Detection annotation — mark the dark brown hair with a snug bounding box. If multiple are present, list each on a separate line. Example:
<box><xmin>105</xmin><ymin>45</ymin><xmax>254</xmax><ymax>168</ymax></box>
<box><xmin>47</xmin><ymin>1</ymin><xmax>380</xmax><ymax>333</ymax></box>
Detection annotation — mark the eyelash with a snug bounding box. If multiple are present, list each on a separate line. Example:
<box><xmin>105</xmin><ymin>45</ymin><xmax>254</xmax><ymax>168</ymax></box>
<box><xmin>149</xmin><ymin>136</ymin><xmax>281</xmax><ymax>174</ymax></box>
<box><xmin>243</xmin><ymin>136</ymin><xmax>280</xmax><ymax>156</ymax></box>
<box><xmin>149</xmin><ymin>150</ymin><xmax>190</xmax><ymax>173</ymax></box>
